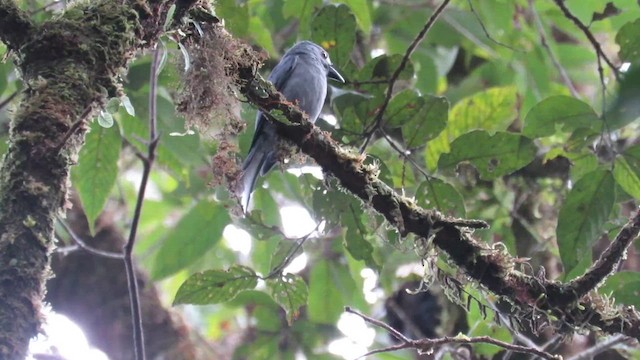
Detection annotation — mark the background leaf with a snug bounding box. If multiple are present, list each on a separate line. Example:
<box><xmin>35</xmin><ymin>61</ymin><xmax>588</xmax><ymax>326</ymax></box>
<box><xmin>173</xmin><ymin>265</ymin><xmax>258</xmax><ymax>305</ymax></box>
<box><xmin>557</xmin><ymin>169</ymin><xmax>616</xmax><ymax>278</ymax></box>
<box><xmin>72</xmin><ymin>121</ymin><xmax>121</xmax><ymax>234</ymax></box>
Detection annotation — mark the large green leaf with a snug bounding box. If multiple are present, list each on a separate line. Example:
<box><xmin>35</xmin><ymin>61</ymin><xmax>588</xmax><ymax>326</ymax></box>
<box><xmin>386</xmin><ymin>90</ymin><xmax>448</xmax><ymax>148</ymax></box>
<box><xmin>307</xmin><ymin>260</ymin><xmax>346</xmax><ymax>324</ymax></box>
<box><xmin>416</xmin><ymin>177</ymin><xmax>465</xmax><ymax>217</ymax></box>
<box><xmin>267</xmin><ymin>273</ymin><xmax>308</xmax><ymax>324</ymax></box>
<box><xmin>333</xmin><ymin>0</ymin><xmax>371</xmax><ymax>33</ymax></box>
<box><xmin>438</xmin><ymin>131</ymin><xmax>537</xmax><ymax>180</ymax></box>
<box><xmin>523</xmin><ymin>96</ymin><xmax>601</xmax><ymax>138</ymax></box>
<box><xmin>173</xmin><ymin>265</ymin><xmax>258</xmax><ymax>305</ymax></box>
<box><xmin>557</xmin><ymin>170</ymin><xmax>615</xmax><ymax>278</ymax></box>
<box><xmin>614</xmin><ymin>145</ymin><xmax>640</xmax><ymax>199</ymax></box>
<box><xmin>283</xmin><ymin>0</ymin><xmax>323</xmax><ymax>36</ymax></box>
<box><xmin>614</xmin><ymin>156</ymin><xmax>640</xmax><ymax>199</ymax></box>
<box><xmin>72</xmin><ymin>121</ymin><xmax>121</xmax><ymax>234</ymax></box>
<box><xmin>310</xmin><ymin>4</ymin><xmax>357</xmax><ymax>69</ymax></box>
<box><xmin>152</xmin><ymin>199</ymin><xmax>230</xmax><ymax>279</ymax></box>
<box><xmin>616</xmin><ymin>19</ymin><xmax>640</xmax><ymax>64</ymax></box>
<box><xmin>425</xmin><ymin>86</ymin><xmax>518</xmax><ymax>170</ymax></box>
<box><xmin>598</xmin><ymin>271</ymin><xmax>640</xmax><ymax>308</ymax></box>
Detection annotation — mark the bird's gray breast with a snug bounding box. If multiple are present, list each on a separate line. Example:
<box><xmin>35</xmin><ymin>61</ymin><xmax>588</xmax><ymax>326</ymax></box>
<box><xmin>279</xmin><ymin>61</ymin><xmax>328</xmax><ymax>123</ymax></box>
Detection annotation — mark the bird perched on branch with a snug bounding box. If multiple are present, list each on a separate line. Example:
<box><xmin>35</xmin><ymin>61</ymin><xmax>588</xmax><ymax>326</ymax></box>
<box><xmin>241</xmin><ymin>41</ymin><xmax>345</xmax><ymax>211</ymax></box>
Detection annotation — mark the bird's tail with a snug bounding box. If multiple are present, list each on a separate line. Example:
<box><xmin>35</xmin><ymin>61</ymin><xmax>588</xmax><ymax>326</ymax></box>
<box><xmin>241</xmin><ymin>148</ymin><xmax>265</xmax><ymax>212</ymax></box>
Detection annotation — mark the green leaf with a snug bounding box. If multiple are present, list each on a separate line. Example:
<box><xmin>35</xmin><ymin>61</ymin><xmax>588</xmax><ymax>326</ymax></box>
<box><xmin>215</xmin><ymin>0</ymin><xmax>249</xmax><ymax>37</ymax></box>
<box><xmin>269</xmin><ymin>239</ymin><xmax>304</xmax><ymax>274</ymax></box>
<box><xmin>307</xmin><ymin>260</ymin><xmax>345</xmax><ymax>324</ymax></box>
<box><xmin>616</xmin><ymin>19</ymin><xmax>640</xmax><ymax>64</ymax></box>
<box><xmin>173</xmin><ymin>265</ymin><xmax>258</xmax><ymax>305</ymax></box>
<box><xmin>598</xmin><ymin>271</ymin><xmax>640</xmax><ymax>308</ymax></box>
<box><xmin>416</xmin><ymin>177</ymin><xmax>465</xmax><ymax>217</ymax></box>
<box><xmin>386</xmin><ymin>90</ymin><xmax>448</xmax><ymax>147</ymax></box>
<box><xmin>97</xmin><ymin>111</ymin><xmax>114</xmax><ymax>128</ymax></box>
<box><xmin>310</xmin><ymin>4</ymin><xmax>357</xmax><ymax>69</ymax></box>
<box><xmin>152</xmin><ymin>199</ymin><xmax>231</xmax><ymax>279</ymax></box>
<box><xmin>121</xmin><ymin>95</ymin><xmax>135</xmax><ymax>116</ymax></box>
<box><xmin>614</xmin><ymin>156</ymin><xmax>640</xmax><ymax>199</ymax></box>
<box><xmin>106</xmin><ymin>97</ymin><xmax>120</xmax><ymax>114</ymax></box>
<box><xmin>334</xmin><ymin>0</ymin><xmax>371</xmax><ymax>33</ymax></box>
<box><xmin>283</xmin><ymin>0</ymin><xmax>323</xmax><ymax>36</ymax></box>
<box><xmin>523</xmin><ymin>96</ymin><xmax>601</xmax><ymax>138</ymax></box>
<box><xmin>425</xmin><ymin>86</ymin><xmax>518</xmax><ymax>170</ymax></box>
<box><xmin>557</xmin><ymin>170</ymin><xmax>615</xmax><ymax>278</ymax></box>
<box><xmin>466</xmin><ymin>288</ymin><xmax>512</xmax><ymax>357</ymax></box>
<box><xmin>342</xmin><ymin>203</ymin><xmax>376</xmax><ymax>267</ymax></box>
<box><xmin>438</xmin><ymin>131</ymin><xmax>537</xmax><ymax>180</ymax></box>
<box><xmin>72</xmin><ymin>121</ymin><xmax>121</xmax><ymax>235</ymax></box>
<box><xmin>267</xmin><ymin>274</ymin><xmax>308</xmax><ymax>324</ymax></box>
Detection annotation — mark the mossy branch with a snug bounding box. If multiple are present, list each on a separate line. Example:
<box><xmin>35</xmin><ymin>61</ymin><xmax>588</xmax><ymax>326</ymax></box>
<box><xmin>0</xmin><ymin>0</ymin><xmax>202</xmax><ymax>358</ymax></box>
<box><xmin>0</xmin><ymin>0</ymin><xmax>34</xmax><ymax>50</ymax></box>
<box><xmin>230</xmin><ymin>38</ymin><xmax>640</xmax><ymax>340</ymax></box>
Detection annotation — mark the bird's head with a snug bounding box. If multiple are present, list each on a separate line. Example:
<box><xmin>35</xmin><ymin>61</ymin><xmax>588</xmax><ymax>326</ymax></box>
<box><xmin>289</xmin><ymin>41</ymin><xmax>345</xmax><ymax>83</ymax></box>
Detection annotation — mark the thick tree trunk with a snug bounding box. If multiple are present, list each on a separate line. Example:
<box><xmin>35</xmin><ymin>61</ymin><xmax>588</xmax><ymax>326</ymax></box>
<box><xmin>0</xmin><ymin>1</ymin><xmax>193</xmax><ymax>357</ymax></box>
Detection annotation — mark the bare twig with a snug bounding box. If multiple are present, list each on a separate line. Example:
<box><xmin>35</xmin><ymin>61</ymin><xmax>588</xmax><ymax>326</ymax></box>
<box><xmin>0</xmin><ymin>90</ymin><xmax>18</xmax><ymax>112</ymax></box>
<box><xmin>123</xmin><ymin>46</ymin><xmax>163</xmax><ymax>360</ymax></box>
<box><xmin>360</xmin><ymin>0</ymin><xmax>450</xmax><ymax>153</ymax></box>
<box><xmin>57</xmin><ymin>219</ymin><xmax>123</xmax><ymax>259</ymax></box>
<box><xmin>467</xmin><ymin>0</ymin><xmax>521</xmax><ymax>53</ymax></box>
<box><xmin>55</xmin><ymin>104</ymin><xmax>94</xmax><ymax>154</ymax></box>
<box><xmin>346</xmin><ymin>307</ymin><xmax>561</xmax><ymax>360</ymax></box>
<box><xmin>529</xmin><ymin>0</ymin><xmax>579</xmax><ymax>98</ymax></box>
<box><xmin>566</xmin><ymin>335</ymin><xmax>630</xmax><ymax>360</ymax></box>
<box><xmin>553</xmin><ymin>0</ymin><xmax>619</xmax><ymax>115</ymax></box>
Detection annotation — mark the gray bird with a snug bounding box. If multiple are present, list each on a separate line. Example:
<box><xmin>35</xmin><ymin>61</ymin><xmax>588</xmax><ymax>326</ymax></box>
<box><xmin>241</xmin><ymin>41</ymin><xmax>345</xmax><ymax>211</ymax></box>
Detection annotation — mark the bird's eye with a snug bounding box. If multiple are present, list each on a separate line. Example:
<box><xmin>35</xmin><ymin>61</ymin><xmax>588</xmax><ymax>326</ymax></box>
<box><xmin>322</xmin><ymin>51</ymin><xmax>328</xmax><ymax>59</ymax></box>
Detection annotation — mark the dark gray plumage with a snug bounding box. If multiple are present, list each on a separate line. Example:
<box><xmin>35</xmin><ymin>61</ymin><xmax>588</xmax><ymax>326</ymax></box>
<box><xmin>241</xmin><ymin>41</ymin><xmax>345</xmax><ymax>211</ymax></box>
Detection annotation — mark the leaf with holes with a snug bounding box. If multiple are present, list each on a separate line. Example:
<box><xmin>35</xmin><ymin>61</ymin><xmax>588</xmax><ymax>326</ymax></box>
<box><xmin>425</xmin><ymin>86</ymin><xmax>517</xmax><ymax>170</ymax></box>
<box><xmin>72</xmin><ymin>121</ymin><xmax>121</xmax><ymax>235</ymax></box>
<box><xmin>267</xmin><ymin>274</ymin><xmax>308</xmax><ymax>324</ymax></box>
<box><xmin>558</xmin><ymin>169</ymin><xmax>615</xmax><ymax>279</ymax></box>
<box><xmin>386</xmin><ymin>90</ymin><xmax>448</xmax><ymax>148</ymax></box>
<box><xmin>616</xmin><ymin>19</ymin><xmax>640</xmax><ymax>64</ymax></box>
<box><xmin>173</xmin><ymin>265</ymin><xmax>258</xmax><ymax>305</ymax></box>
<box><xmin>523</xmin><ymin>96</ymin><xmax>600</xmax><ymax>138</ymax></box>
<box><xmin>438</xmin><ymin>131</ymin><xmax>536</xmax><ymax>180</ymax></box>
<box><xmin>310</xmin><ymin>4</ymin><xmax>357</xmax><ymax>69</ymax></box>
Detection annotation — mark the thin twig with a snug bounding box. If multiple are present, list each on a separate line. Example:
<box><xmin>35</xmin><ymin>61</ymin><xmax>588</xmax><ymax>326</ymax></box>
<box><xmin>0</xmin><ymin>90</ymin><xmax>18</xmax><ymax>112</ymax></box>
<box><xmin>566</xmin><ymin>335</ymin><xmax>630</xmax><ymax>360</ymax></box>
<box><xmin>57</xmin><ymin>219</ymin><xmax>123</xmax><ymax>259</ymax></box>
<box><xmin>55</xmin><ymin>104</ymin><xmax>94</xmax><ymax>154</ymax></box>
<box><xmin>346</xmin><ymin>307</ymin><xmax>561</xmax><ymax>360</ymax></box>
<box><xmin>466</xmin><ymin>0</ymin><xmax>521</xmax><ymax>53</ymax></box>
<box><xmin>529</xmin><ymin>0</ymin><xmax>579</xmax><ymax>98</ymax></box>
<box><xmin>359</xmin><ymin>0</ymin><xmax>451</xmax><ymax>153</ymax></box>
<box><xmin>124</xmin><ymin>46</ymin><xmax>163</xmax><ymax>360</ymax></box>
<box><xmin>552</xmin><ymin>0</ymin><xmax>619</xmax><ymax>81</ymax></box>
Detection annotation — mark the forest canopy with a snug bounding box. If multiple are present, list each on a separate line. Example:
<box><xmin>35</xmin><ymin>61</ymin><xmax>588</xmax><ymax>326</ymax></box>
<box><xmin>0</xmin><ymin>0</ymin><xmax>639</xmax><ymax>359</ymax></box>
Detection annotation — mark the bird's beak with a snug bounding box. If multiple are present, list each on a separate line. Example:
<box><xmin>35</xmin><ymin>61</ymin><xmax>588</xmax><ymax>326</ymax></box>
<box><xmin>328</xmin><ymin>65</ymin><xmax>345</xmax><ymax>83</ymax></box>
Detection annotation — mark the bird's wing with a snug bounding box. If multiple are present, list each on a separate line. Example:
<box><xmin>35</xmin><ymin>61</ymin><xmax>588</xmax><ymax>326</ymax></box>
<box><xmin>248</xmin><ymin>54</ymin><xmax>299</xmax><ymax>150</ymax></box>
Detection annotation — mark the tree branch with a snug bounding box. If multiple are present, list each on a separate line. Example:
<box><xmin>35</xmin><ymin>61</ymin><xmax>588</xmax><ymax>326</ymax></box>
<box><xmin>0</xmin><ymin>0</ymin><xmax>203</xmax><ymax>357</ymax></box>
<box><xmin>230</xmin><ymin>26</ymin><xmax>640</xmax><ymax>340</ymax></box>
<box><xmin>346</xmin><ymin>307</ymin><xmax>561</xmax><ymax>360</ymax></box>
